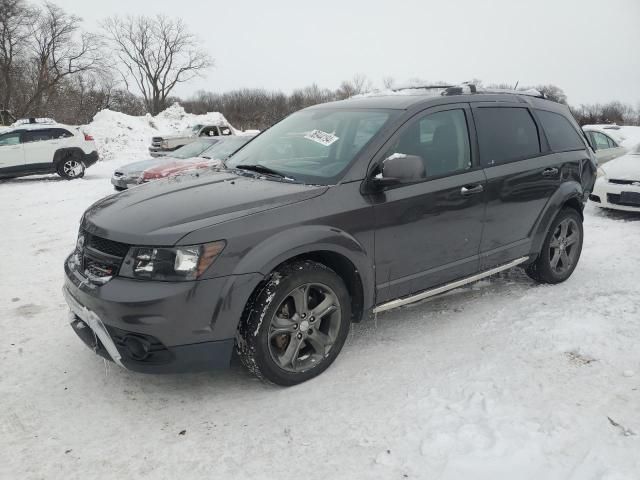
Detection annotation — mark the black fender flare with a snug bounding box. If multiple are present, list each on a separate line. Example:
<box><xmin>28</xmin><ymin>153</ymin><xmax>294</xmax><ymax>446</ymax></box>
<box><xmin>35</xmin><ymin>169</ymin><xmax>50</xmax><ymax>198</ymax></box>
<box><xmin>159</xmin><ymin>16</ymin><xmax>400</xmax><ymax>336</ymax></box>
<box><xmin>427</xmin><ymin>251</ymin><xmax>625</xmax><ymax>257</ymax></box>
<box><xmin>53</xmin><ymin>147</ymin><xmax>84</xmax><ymax>168</ymax></box>
<box><xmin>530</xmin><ymin>181</ymin><xmax>584</xmax><ymax>257</ymax></box>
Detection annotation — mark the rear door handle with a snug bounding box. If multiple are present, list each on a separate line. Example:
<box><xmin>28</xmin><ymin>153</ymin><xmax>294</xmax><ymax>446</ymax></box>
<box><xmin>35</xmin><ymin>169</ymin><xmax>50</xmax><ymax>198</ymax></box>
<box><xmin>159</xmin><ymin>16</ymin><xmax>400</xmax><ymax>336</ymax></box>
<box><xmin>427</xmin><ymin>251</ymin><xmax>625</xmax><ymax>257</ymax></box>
<box><xmin>460</xmin><ymin>184</ymin><xmax>484</xmax><ymax>196</ymax></box>
<box><xmin>542</xmin><ymin>167</ymin><xmax>559</xmax><ymax>177</ymax></box>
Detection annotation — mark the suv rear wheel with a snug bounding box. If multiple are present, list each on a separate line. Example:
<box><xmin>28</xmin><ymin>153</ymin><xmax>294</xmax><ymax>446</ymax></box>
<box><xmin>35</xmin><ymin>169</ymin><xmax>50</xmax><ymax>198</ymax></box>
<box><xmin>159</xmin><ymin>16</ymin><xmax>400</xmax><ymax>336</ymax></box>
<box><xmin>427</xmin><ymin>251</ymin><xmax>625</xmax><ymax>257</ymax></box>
<box><xmin>236</xmin><ymin>260</ymin><xmax>351</xmax><ymax>386</ymax></box>
<box><xmin>526</xmin><ymin>208</ymin><xmax>583</xmax><ymax>284</ymax></box>
<box><xmin>57</xmin><ymin>151</ymin><xmax>85</xmax><ymax>179</ymax></box>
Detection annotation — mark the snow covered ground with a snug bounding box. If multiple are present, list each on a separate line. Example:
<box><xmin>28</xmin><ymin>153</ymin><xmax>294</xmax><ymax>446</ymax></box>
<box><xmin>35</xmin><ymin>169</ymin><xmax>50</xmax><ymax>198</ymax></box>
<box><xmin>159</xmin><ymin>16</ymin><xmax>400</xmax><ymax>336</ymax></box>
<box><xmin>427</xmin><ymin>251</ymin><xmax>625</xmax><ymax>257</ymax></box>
<box><xmin>1</xmin><ymin>113</ymin><xmax>640</xmax><ymax>479</ymax></box>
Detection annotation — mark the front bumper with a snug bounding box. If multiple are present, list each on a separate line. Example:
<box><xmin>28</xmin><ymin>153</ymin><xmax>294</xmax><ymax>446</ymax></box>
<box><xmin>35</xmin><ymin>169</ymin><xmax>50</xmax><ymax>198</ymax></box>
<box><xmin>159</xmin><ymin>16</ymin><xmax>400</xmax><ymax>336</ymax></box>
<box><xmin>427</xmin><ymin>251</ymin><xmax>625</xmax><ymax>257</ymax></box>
<box><xmin>590</xmin><ymin>178</ymin><xmax>640</xmax><ymax>212</ymax></box>
<box><xmin>111</xmin><ymin>173</ymin><xmax>141</xmax><ymax>190</ymax></box>
<box><xmin>148</xmin><ymin>147</ymin><xmax>170</xmax><ymax>158</ymax></box>
<box><xmin>63</xmin><ymin>256</ymin><xmax>263</xmax><ymax>373</ymax></box>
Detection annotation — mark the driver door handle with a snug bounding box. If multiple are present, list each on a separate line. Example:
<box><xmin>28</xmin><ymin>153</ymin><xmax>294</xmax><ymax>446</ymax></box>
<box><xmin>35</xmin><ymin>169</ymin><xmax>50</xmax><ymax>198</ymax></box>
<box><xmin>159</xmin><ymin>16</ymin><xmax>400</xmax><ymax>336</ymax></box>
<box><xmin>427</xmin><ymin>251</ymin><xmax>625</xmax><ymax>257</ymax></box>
<box><xmin>542</xmin><ymin>167</ymin><xmax>559</xmax><ymax>177</ymax></box>
<box><xmin>460</xmin><ymin>184</ymin><xmax>484</xmax><ymax>196</ymax></box>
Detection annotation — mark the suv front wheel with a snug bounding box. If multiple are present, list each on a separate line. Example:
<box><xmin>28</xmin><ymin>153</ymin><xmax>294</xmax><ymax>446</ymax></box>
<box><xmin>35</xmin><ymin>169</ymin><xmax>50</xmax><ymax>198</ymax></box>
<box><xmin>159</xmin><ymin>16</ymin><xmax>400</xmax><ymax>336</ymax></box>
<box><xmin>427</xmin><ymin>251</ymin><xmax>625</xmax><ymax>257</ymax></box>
<box><xmin>526</xmin><ymin>208</ymin><xmax>584</xmax><ymax>284</ymax></box>
<box><xmin>236</xmin><ymin>260</ymin><xmax>352</xmax><ymax>386</ymax></box>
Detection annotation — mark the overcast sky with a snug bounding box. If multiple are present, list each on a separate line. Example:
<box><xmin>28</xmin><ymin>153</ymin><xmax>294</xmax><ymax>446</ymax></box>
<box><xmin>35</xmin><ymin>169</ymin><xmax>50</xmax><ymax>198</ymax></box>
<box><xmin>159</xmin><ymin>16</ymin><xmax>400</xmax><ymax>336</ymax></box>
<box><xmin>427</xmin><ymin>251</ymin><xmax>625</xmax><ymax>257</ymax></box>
<box><xmin>54</xmin><ymin>0</ymin><xmax>640</xmax><ymax>106</ymax></box>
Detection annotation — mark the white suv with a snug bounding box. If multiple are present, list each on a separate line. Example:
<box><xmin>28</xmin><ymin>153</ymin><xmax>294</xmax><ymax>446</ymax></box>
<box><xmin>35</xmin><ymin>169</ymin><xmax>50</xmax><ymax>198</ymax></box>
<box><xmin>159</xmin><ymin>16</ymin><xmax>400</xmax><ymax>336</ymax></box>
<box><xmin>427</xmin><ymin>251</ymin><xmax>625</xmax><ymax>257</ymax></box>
<box><xmin>0</xmin><ymin>120</ymin><xmax>98</xmax><ymax>180</ymax></box>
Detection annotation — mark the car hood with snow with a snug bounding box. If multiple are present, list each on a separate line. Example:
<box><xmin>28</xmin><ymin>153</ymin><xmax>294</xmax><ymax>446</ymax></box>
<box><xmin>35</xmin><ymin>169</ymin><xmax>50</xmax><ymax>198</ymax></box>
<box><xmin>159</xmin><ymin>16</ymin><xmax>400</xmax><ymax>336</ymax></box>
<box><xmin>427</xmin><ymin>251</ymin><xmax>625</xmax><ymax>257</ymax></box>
<box><xmin>83</xmin><ymin>171</ymin><xmax>327</xmax><ymax>246</ymax></box>
<box><xmin>600</xmin><ymin>150</ymin><xmax>640</xmax><ymax>180</ymax></box>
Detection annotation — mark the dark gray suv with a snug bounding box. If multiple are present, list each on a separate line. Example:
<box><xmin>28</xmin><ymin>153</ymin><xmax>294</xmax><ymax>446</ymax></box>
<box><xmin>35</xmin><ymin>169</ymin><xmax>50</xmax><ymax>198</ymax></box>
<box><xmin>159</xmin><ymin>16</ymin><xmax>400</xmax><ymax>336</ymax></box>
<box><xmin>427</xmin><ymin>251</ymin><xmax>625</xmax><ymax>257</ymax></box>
<box><xmin>63</xmin><ymin>87</ymin><xmax>597</xmax><ymax>385</ymax></box>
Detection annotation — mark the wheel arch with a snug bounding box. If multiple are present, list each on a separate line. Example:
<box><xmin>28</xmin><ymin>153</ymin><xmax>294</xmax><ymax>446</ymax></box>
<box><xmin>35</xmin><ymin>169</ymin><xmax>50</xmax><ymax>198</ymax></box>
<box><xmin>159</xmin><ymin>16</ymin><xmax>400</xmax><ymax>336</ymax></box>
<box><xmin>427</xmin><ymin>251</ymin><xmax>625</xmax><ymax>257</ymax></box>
<box><xmin>232</xmin><ymin>225</ymin><xmax>374</xmax><ymax>324</ymax></box>
<box><xmin>53</xmin><ymin>147</ymin><xmax>84</xmax><ymax>168</ymax></box>
<box><xmin>530</xmin><ymin>181</ymin><xmax>585</xmax><ymax>256</ymax></box>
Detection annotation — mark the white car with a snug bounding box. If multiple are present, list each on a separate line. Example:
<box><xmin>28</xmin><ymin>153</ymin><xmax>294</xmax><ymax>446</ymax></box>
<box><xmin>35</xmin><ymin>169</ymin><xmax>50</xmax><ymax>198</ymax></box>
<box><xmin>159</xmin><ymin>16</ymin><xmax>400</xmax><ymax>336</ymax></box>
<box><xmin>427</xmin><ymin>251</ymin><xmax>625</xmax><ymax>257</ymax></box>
<box><xmin>582</xmin><ymin>127</ymin><xmax>627</xmax><ymax>165</ymax></box>
<box><xmin>0</xmin><ymin>120</ymin><xmax>98</xmax><ymax>180</ymax></box>
<box><xmin>590</xmin><ymin>143</ymin><xmax>640</xmax><ymax>212</ymax></box>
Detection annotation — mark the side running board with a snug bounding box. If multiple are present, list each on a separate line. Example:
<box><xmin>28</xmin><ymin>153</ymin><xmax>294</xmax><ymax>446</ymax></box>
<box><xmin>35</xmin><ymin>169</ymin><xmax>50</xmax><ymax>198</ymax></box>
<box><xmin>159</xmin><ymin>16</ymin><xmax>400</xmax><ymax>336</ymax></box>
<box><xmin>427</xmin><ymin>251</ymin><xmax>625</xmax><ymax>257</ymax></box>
<box><xmin>373</xmin><ymin>256</ymin><xmax>529</xmax><ymax>314</ymax></box>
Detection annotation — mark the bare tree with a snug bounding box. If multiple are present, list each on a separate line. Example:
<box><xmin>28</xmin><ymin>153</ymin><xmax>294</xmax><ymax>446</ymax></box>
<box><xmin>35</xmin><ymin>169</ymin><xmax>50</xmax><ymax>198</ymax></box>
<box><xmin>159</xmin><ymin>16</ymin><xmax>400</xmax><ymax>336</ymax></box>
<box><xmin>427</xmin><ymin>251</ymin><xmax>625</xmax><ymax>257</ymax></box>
<box><xmin>336</xmin><ymin>73</ymin><xmax>372</xmax><ymax>99</ymax></box>
<box><xmin>0</xmin><ymin>0</ymin><xmax>34</xmax><ymax>111</ymax></box>
<box><xmin>102</xmin><ymin>15</ymin><xmax>212</xmax><ymax>115</ymax></box>
<box><xmin>382</xmin><ymin>76</ymin><xmax>395</xmax><ymax>89</ymax></box>
<box><xmin>18</xmin><ymin>2</ymin><xmax>101</xmax><ymax>116</ymax></box>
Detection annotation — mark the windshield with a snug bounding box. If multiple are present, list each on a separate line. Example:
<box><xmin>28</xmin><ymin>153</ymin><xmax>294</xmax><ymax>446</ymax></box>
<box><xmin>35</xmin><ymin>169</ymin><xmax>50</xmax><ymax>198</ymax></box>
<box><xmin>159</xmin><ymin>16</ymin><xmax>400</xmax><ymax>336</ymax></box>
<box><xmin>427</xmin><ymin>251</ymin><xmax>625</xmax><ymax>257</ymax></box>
<box><xmin>190</xmin><ymin>124</ymin><xmax>203</xmax><ymax>133</ymax></box>
<box><xmin>172</xmin><ymin>139</ymin><xmax>219</xmax><ymax>159</ymax></box>
<box><xmin>200</xmin><ymin>136</ymin><xmax>253</xmax><ymax>160</ymax></box>
<box><xmin>226</xmin><ymin>108</ymin><xmax>395</xmax><ymax>184</ymax></box>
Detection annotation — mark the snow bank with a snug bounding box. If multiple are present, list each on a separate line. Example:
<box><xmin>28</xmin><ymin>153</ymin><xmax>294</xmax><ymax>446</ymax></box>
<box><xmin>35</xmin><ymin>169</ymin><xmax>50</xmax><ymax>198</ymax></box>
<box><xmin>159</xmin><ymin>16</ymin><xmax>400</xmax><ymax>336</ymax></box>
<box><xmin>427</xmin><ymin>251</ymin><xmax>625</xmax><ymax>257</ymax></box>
<box><xmin>84</xmin><ymin>103</ymin><xmax>236</xmax><ymax>161</ymax></box>
<box><xmin>583</xmin><ymin>124</ymin><xmax>640</xmax><ymax>149</ymax></box>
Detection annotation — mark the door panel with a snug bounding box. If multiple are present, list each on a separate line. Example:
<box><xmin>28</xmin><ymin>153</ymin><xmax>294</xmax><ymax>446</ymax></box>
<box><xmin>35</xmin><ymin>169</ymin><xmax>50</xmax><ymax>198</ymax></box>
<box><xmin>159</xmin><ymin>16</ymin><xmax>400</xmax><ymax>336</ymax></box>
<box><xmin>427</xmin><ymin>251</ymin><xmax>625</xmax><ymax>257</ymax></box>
<box><xmin>0</xmin><ymin>132</ymin><xmax>24</xmax><ymax>169</ymax></box>
<box><xmin>373</xmin><ymin>170</ymin><xmax>487</xmax><ymax>302</ymax></box>
<box><xmin>370</xmin><ymin>104</ymin><xmax>486</xmax><ymax>303</ymax></box>
<box><xmin>480</xmin><ymin>153</ymin><xmax>566</xmax><ymax>267</ymax></box>
<box><xmin>22</xmin><ymin>129</ymin><xmax>56</xmax><ymax>165</ymax></box>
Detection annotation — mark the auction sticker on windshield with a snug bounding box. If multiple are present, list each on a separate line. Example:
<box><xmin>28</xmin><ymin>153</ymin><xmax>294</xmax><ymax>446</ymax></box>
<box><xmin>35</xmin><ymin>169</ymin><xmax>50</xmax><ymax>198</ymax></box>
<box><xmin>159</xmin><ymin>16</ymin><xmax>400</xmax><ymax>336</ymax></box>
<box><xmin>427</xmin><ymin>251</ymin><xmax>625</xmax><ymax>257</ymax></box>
<box><xmin>304</xmin><ymin>129</ymin><xmax>340</xmax><ymax>146</ymax></box>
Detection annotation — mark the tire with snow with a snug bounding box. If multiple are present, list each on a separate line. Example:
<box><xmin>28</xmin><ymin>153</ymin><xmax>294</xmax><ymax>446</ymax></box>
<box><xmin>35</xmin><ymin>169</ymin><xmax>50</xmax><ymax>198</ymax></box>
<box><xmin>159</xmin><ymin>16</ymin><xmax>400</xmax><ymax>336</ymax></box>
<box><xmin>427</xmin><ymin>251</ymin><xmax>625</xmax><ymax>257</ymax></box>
<box><xmin>56</xmin><ymin>151</ymin><xmax>85</xmax><ymax>180</ymax></box>
<box><xmin>236</xmin><ymin>260</ymin><xmax>351</xmax><ymax>386</ymax></box>
<box><xmin>526</xmin><ymin>208</ymin><xmax>583</xmax><ymax>284</ymax></box>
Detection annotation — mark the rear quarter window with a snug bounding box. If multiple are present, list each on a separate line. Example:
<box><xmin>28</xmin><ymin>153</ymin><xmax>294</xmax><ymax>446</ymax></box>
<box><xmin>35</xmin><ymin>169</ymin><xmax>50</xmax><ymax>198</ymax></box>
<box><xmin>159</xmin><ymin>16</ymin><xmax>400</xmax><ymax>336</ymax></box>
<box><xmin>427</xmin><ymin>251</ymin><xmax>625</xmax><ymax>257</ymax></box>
<box><xmin>474</xmin><ymin>107</ymin><xmax>541</xmax><ymax>167</ymax></box>
<box><xmin>536</xmin><ymin>110</ymin><xmax>585</xmax><ymax>151</ymax></box>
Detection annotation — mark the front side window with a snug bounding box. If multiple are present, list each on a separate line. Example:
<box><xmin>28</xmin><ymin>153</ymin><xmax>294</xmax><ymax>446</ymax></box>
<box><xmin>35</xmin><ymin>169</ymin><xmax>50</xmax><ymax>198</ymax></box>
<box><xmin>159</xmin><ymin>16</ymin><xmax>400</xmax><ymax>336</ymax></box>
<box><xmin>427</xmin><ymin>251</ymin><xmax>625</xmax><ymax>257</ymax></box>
<box><xmin>0</xmin><ymin>132</ymin><xmax>21</xmax><ymax>146</ymax></box>
<box><xmin>382</xmin><ymin>109</ymin><xmax>471</xmax><ymax>178</ymax></box>
<box><xmin>226</xmin><ymin>108</ymin><xmax>396</xmax><ymax>184</ymax></box>
<box><xmin>536</xmin><ymin>110</ymin><xmax>585</xmax><ymax>152</ymax></box>
<box><xmin>474</xmin><ymin>107</ymin><xmax>541</xmax><ymax>166</ymax></box>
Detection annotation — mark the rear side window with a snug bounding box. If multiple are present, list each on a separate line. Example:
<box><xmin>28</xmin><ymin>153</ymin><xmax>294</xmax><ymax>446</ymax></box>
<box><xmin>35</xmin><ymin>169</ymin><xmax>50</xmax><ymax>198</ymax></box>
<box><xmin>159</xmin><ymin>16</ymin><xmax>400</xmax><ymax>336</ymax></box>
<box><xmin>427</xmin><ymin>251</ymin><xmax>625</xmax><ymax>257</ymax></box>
<box><xmin>474</xmin><ymin>107</ymin><xmax>540</xmax><ymax>167</ymax></box>
<box><xmin>589</xmin><ymin>131</ymin><xmax>615</xmax><ymax>150</ymax></box>
<box><xmin>536</xmin><ymin>110</ymin><xmax>585</xmax><ymax>151</ymax></box>
<box><xmin>23</xmin><ymin>129</ymin><xmax>56</xmax><ymax>143</ymax></box>
<box><xmin>51</xmin><ymin>128</ymin><xmax>73</xmax><ymax>139</ymax></box>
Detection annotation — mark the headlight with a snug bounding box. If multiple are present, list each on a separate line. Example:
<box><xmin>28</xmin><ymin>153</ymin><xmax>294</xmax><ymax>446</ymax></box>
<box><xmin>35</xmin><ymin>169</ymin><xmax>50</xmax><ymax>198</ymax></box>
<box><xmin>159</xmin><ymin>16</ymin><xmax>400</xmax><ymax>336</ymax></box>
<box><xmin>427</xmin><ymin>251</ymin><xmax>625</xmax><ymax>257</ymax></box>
<box><xmin>597</xmin><ymin>167</ymin><xmax>607</xmax><ymax>179</ymax></box>
<box><xmin>161</xmin><ymin>140</ymin><xmax>169</xmax><ymax>148</ymax></box>
<box><xmin>119</xmin><ymin>241</ymin><xmax>226</xmax><ymax>281</ymax></box>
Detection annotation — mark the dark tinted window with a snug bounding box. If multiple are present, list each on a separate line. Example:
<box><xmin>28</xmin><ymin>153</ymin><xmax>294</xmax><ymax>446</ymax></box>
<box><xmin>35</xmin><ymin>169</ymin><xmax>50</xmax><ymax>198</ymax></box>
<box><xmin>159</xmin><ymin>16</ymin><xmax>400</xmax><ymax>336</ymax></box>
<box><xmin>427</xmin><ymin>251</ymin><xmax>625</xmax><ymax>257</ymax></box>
<box><xmin>536</xmin><ymin>110</ymin><xmax>584</xmax><ymax>151</ymax></box>
<box><xmin>383</xmin><ymin>109</ymin><xmax>471</xmax><ymax>178</ymax></box>
<box><xmin>51</xmin><ymin>128</ymin><xmax>73</xmax><ymax>139</ymax></box>
<box><xmin>475</xmin><ymin>107</ymin><xmax>540</xmax><ymax>166</ymax></box>
<box><xmin>23</xmin><ymin>129</ymin><xmax>56</xmax><ymax>143</ymax></box>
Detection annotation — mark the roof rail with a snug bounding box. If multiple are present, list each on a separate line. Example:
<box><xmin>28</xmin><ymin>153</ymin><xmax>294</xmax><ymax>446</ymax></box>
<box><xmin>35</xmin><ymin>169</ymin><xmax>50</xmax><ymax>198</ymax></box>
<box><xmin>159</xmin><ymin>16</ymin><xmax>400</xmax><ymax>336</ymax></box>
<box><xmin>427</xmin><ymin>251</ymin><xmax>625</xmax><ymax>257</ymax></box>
<box><xmin>391</xmin><ymin>84</ymin><xmax>457</xmax><ymax>92</ymax></box>
<box><xmin>13</xmin><ymin>117</ymin><xmax>57</xmax><ymax>126</ymax></box>
<box><xmin>390</xmin><ymin>83</ymin><xmax>545</xmax><ymax>99</ymax></box>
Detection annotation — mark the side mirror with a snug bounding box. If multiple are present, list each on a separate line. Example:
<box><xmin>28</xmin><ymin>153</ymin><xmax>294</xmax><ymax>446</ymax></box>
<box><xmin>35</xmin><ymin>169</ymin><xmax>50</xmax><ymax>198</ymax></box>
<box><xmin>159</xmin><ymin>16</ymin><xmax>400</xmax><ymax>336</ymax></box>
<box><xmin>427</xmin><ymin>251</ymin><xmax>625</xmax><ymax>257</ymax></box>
<box><xmin>373</xmin><ymin>154</ymin><xmax>426</xmax><ymax>188</ymax></box>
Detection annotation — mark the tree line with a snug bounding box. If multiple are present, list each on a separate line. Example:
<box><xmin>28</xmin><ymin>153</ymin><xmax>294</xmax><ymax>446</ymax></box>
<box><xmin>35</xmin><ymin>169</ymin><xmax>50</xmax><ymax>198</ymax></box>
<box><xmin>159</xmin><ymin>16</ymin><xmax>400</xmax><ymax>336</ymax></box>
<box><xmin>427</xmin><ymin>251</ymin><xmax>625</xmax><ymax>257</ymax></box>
<box><xmin>1</xmin><ymin>0</ymin><xmax>639</xmax><ymax>129</ymax></box>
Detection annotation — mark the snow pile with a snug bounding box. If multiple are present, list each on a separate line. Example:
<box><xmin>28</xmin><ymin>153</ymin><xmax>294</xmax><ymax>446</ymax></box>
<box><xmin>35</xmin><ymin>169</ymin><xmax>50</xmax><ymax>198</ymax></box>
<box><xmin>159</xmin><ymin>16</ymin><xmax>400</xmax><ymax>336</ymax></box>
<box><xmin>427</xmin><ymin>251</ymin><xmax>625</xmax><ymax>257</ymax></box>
<box><xmin>84</xmin><ymin>103</ymin><xmax>236</xmax><ymax>161</ymax></box>
<box><xmin>583</xmin><ymin>124</ymin><xmax>640</xmax><ymax>148</ymax></box>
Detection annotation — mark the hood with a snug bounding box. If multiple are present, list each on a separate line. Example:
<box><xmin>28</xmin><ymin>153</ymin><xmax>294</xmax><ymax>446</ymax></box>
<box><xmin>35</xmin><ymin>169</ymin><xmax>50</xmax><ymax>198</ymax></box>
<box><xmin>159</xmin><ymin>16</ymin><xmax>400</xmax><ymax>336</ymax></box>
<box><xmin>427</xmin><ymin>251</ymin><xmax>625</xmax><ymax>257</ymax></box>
<box><xmin>116</xmin><ymin>157</ymin><xmax>179</xmax><ymax>174</ymax></box>
<box><xmin>83</xmin><ymin>171</ymin><xmax>328</xmax><ymax>246</ymax></box>
<box><xmin>601</xmin><ymin>153</ymin><xmax>640</xmax><ymax>180</ymax></box>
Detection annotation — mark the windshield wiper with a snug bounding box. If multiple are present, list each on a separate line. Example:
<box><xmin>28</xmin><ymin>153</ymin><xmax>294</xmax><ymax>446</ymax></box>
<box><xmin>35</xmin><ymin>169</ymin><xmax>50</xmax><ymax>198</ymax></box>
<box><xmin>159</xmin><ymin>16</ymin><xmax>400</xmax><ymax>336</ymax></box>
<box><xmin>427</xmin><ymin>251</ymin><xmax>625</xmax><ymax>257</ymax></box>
<box><xmin>234</xmin><ymin>164</ymin><xmax>294</xmax><ymax>180</ymax></box>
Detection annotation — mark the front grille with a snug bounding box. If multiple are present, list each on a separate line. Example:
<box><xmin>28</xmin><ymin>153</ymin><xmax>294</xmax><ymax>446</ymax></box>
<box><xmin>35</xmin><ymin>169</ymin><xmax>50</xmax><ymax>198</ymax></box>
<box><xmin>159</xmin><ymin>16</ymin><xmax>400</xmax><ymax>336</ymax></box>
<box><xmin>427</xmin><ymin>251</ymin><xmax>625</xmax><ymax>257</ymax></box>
<box><xmin>81</xmin><ymin>231</ymin><xmax>130</xmax><ymax>282</ymax></box>
<box><xmin>607</xmin><ymin>193</ymin><xmax>640</xmax><ymax>207</ymax></box>
<box><xmin>152</xmin><ymin>137</ymin><xmax>163</xmax><ymax>147</ymax></box>
<box><xmin>86</xmin><ymin>233</ymin><xmax>130</xmax><ymax>258</ymax></box>
<box><xmin>609</xmin><ymin>179</ymin><xmax>640</xmax><ymax>185</ymax></box>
